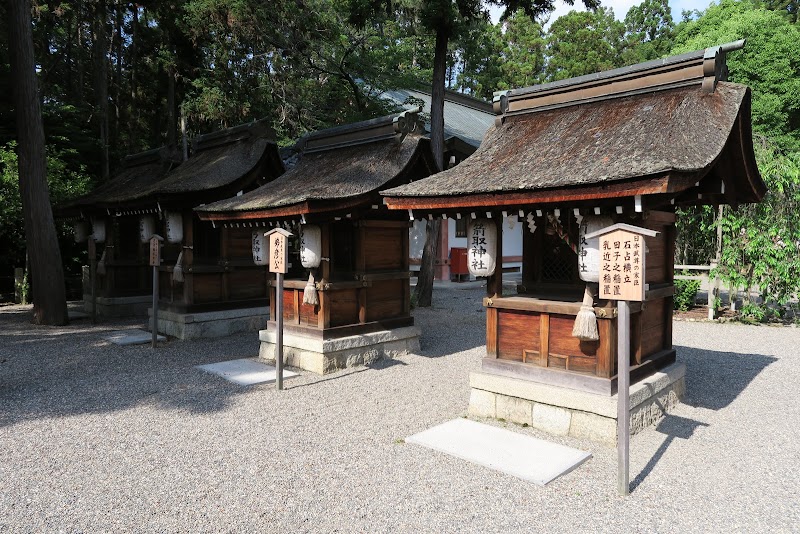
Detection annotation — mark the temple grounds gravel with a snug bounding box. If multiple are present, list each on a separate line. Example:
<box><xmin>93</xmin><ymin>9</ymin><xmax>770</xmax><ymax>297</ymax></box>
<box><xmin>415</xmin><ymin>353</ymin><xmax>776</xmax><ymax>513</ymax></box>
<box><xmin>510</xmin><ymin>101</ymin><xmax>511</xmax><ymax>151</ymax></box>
<box><xmin>1</xmin><ymin>288</ymin><xmax>799</xmax><ymax>532</ymax></box>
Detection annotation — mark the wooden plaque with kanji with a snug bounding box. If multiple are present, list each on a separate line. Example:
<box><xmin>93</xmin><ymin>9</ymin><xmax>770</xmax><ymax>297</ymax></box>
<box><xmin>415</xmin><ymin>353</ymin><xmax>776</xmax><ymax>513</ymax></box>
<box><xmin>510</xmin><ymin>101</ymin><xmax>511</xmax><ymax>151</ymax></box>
<box><xmin>599</xmin><ymin>229</ymin><xmax>645</xmax><ymax>301</ymax></box>
<box><xmin>269</xmin><ymin>232</ymin><xmax>288</xmax><ymax>274</ymax></box>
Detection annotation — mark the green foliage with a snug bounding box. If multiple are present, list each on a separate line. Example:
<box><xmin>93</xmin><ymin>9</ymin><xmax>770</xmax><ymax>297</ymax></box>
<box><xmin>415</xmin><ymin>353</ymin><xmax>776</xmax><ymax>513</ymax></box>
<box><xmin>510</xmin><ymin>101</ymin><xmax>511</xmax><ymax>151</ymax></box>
<box><xmin>544</xmin><ymin>8</ymin><xmax>626</xmax><ymax>81</ymax></box>
<box><xmin>671</xmin><ymin>0</ymin><xmax>800</xmax><ymax>151</ymax></box>
<box><xmin>0</xmin><ymin>142</ymin><xmax>91</xmax><ymax>273</ymax></box>
<box><xmin>623</xmin><ymin>0</ymin><xmax>675</xmax><ymax>63</ymax></box>
<box><xmin>674</xmin><ymin>277</ymin><xmax>701</xmax><ymax>311</ymax></box>
<box><xmin>716</xmin><ymin>139</ymin><xmax>800</xmax><ymax>308</ymax></box>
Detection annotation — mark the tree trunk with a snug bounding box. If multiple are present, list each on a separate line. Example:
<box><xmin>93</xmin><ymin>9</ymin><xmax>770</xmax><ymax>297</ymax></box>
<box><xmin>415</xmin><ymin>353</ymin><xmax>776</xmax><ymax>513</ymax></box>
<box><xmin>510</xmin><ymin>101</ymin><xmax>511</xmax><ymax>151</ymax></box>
<box><xmin>7</xmin><ymin>0</ymin><xmax>69</xmax><ymax>325</ymax></box>
<box><xmin>413</xmin><ymin>28</ymin><xmax>448</xmax><ymax>308</ymax></box>
<box><xmin>166</xmin><ymin>62</ymin><xmax>177</xmax><ymax>147</ymax></box>
<box><xmin>93</xmin><ymin>0</ymin><xmax>109</xmax><ymax>181</ymax></box>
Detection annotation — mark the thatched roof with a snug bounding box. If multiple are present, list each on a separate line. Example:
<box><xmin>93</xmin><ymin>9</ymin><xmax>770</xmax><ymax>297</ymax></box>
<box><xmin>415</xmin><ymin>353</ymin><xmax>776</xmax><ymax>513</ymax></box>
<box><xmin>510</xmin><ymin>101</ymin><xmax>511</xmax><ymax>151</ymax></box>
<box><xmin>383</xmin><ymin>83</ymin><xmax>759</xmax><ymax>200</ymax></box>
<box><xmin>57</xmin><ymin>147</ymin><xmax>178</xmax><ymax>215</ymax></box>
<box><xmin>59</xmin><ymin>120</ymin><xmax>282</xmax><ymax>215</ymax></box>
<box><xmin>382</xmin><ymin>42</ymin><xmax>767</xmax><ymax>212</ymax></box>
<box><xmin>196</xmin><ymin>113</ymin><xmax>437</xmax><ymax>221</ymax></box>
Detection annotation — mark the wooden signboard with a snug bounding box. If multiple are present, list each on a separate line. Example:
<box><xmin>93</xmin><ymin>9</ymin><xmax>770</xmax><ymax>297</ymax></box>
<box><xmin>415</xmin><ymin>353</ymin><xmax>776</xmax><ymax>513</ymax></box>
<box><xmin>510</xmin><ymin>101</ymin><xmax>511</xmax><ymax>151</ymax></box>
<box><xmin>264</xmin><ymin>227</ymin><xmax>293</xmax><ymax>390</ymax></box>
<box><xmin>584</xmin><ymin>222</ymin><xmax>659</xmax><ymax>496</ymax></box>
<box><xmin>598</xmin><ymin>230</ymin><xmax>645</xmax><ymax>301</ymax></box>
<box><xmin>149</xmin><ymin>235</ymin><xmax>163</xmax><ymax>267</ymax></box>
<box><xmin>266</xmin><ymin>228</ymin><xmax>292</xmax><ymax>274</ymax></box>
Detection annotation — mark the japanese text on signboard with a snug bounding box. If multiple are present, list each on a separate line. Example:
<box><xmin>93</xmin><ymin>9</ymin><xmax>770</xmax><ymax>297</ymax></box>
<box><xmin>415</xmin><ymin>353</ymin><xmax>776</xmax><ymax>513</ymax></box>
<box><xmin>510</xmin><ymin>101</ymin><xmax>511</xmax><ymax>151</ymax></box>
<box><xmin>599</xmin><ymin>230</ymin><xmax>644</xmax><ymax>301</ymax></box>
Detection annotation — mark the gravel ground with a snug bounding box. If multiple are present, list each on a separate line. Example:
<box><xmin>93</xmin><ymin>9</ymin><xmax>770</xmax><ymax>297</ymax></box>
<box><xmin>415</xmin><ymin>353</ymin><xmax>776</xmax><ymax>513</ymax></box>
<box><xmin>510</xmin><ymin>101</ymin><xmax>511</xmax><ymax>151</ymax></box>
<box><xmin>1</xmin><ymin>289</ymin><xmax>799</xmax><ymax>533</ymax></box>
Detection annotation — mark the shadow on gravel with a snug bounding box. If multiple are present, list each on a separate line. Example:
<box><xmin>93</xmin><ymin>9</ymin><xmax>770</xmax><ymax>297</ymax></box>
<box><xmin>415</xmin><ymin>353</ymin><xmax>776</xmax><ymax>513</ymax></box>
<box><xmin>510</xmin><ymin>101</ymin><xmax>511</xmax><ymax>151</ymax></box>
<box><xmin>630</xmin><ymin>345</ymin><xmax>777</xmax><ymax>491</ymax></box>
<box><xmin>0</xmin><ymin>320</ymin><xmax>258</xmax><ymax>427</ymax></box>
<box><xmin>411</xmin><ymin>289</ymin><xmax>487</xmax><ymax>358</ymax></box>
<box><xmin>632</xmin><ymin>414</ymin><xmax>709</xmax><ymax>492</ymax></box>
<box><xmin>675</xmin><ymin>345</ymin><xmax>777</xmax><ymax>410</ymax></box>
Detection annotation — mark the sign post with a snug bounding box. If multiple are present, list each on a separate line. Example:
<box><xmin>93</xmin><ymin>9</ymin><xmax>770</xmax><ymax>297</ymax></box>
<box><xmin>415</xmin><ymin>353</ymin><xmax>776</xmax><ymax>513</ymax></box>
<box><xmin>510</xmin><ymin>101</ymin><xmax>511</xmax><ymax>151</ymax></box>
<box><xmin>266</xmin><ymin>228</ymin><xmax>292</xmax><ymax>390</ymax></box>
<box><xmin>585</xmin><ymin>223</ymin><xmax>659</xmax><ymax>496</ymax></box>
<box><xmin>88</xmin><ymin>237</ymin><xmax>97</xmax><ymax>325</ymax></box>
<box><xmin>149</xmin><ymin>234</ymin><xmax>164</xmax><ymax>348</ymax></box>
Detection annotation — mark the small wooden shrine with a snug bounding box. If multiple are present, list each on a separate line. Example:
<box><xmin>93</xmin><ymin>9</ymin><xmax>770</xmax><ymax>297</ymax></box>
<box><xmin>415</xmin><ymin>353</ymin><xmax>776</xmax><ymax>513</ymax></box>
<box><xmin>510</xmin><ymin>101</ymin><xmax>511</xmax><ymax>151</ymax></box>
<box><xmin>59</xmin><ymin>147</ymin><xmax>179</xmax><ymax>316</ymax></box>
<box><xmin>59</xmin><ymin>120</ymin><xmax>284</xmax><ymax>335</ymax></box>
<box><xmin>195</xmin><ymin>111</ymin><xmax>438</xmax><ymax>374</ymax></box>
<box><xmin>382</xmin><ymin>42</ymin><xmax>766</xmax><ymax>442</ymax></box>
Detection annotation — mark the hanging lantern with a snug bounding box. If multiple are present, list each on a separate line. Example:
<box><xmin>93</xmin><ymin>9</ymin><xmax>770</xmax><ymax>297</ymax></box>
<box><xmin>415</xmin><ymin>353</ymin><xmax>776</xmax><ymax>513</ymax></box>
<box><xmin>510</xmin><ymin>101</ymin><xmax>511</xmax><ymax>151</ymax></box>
<box><xmin>578</xmin><ymin>215</ymin><xmax>614</xmax><ymax>282</ymax></box>
<box><xmin>300</xmin><ymin>224</ymin><xmax>322</xmax><ymax>268</ymax></box>
<box><xmin>91</xmin><ymin>218</ymin><xmax>106</xmax><ymax>243</ymax></box>
<box><xmin>165</xmin><ymin>212</ymin><xmax>183</xmax><ymax>243</ymax></box>
<box><xmin>252</xmin><ymin>231</ymin><xmax>268</xmax><ymax>266</ymax></box>
<box><xmin>73</xmin><ymin>221</ymin><xmax>89</xmax><ymax>243</ymax></box>
<box><xmin>139</xmin><ymin>215</ymin><xmax>155</xmax><ymax>243</ymax></box>
<box><xmin>467</xmin><ymin>219</ymin><xmax>497</xmax><ymax>277</ymax></box>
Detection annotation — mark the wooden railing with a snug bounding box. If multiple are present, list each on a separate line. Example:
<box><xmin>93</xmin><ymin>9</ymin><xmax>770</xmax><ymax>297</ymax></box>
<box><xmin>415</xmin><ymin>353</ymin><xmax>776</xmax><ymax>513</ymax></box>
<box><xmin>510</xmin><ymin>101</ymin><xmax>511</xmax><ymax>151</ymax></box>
<box><xmin>674</xmin><ymin>264</ymin><xmax>718</xmax><ymax>320</ymax></box>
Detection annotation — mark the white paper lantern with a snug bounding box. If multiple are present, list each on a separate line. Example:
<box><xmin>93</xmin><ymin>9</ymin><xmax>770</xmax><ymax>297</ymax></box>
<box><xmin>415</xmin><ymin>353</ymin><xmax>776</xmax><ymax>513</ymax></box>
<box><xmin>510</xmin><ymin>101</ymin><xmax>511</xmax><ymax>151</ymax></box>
<box><xmin>91</xmin><ymin>218</ymin><xmax>106</xmax><ymax>243</ymax></box>
<box><xmin>252</xmin><ymin>231</ymin><xmax>268</xmax><ymax>266</ymax></box>
<box><xmin>73</xmin><ymin>221</ymin><xmax>89</xmax><ymax>243</ymax></box>
<box><xmin>578</xmin><ymin>215</ymin><xmax>614</xmax><ymax>282</ymax></box>
<box><xmin>165</xmin><ymin>212</ymin><xmax>183</xmax><ymax>243</ymax></box>
<box><xmin>467</xmin><ymin>218</ymin><xmax>497</xmax><ymax>277</ymax></box>
<box><xmin>139</xmin><ymin>215</ymin><xmax>155</xmax><ymax>243</ymax></box>
<box><xmin>300</xmin><ymin>224</ymin><xmax>322</xmax><ymax>268</ymax></box>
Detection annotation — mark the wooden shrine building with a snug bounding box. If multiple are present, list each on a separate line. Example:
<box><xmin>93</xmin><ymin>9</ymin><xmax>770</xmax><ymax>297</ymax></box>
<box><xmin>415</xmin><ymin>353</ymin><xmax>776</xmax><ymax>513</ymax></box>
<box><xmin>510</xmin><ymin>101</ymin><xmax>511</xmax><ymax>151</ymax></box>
<box><xmin>382</xmin><ymin>42</ymin><xmax>766</xmax><ymax>443</ymax></box>
<box><xmin>60</xmin><ymin>120</ymin><xmax>284</xmax><ymax>338</ymax></box>
<box><xmin>59</xmin><ymin>146</ymin><xmax>179</xmax><ymax>317</ymax></box>
<box><xmin>195</xmin><ymin>111</ymin><xmax>438</xmax><ymax>374</ymax></box>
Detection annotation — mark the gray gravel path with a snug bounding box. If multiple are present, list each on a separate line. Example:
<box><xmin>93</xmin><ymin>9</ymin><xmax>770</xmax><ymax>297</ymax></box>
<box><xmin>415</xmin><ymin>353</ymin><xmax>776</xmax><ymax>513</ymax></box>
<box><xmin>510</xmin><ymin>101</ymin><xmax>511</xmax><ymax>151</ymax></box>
<box><xmin>1</xmin><ymin>290</ymin><xmax>799</xmax><ymax>533</ymax></box>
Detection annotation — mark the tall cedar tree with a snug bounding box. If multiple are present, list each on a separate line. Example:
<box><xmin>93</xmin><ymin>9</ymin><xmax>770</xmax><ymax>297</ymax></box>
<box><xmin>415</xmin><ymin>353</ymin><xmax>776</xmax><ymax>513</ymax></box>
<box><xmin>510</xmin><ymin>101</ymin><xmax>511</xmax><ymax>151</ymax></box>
<box><xmin>349</xmin><ymin>0</ymin><xmax>598</xmax><ymax>306</ymax></box>
<box><xmin>7</xmin><ymin>0</ymin><xmax>68</xmax><ymax>325</ymax></box>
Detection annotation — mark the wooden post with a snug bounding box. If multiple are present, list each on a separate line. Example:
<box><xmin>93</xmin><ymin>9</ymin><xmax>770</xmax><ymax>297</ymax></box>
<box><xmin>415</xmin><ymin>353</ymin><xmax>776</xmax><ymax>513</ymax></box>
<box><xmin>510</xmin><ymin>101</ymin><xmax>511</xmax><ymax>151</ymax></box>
<box><xmin>275</xmin><ymin>271</ymin><xmax>284</xmax><ymax>390</ymax></box>
<box><xmin>149</xmin><ymin>235</ymin><xmax>164</xmax><ymax>348</ymax></box>
<box><xmin>88</xmin><ymin>237</ymin><xmax>97</xmax><ymax>324</ymax></box>
<box><xmin>267</xmin><ymin>227</ymin><xmax>292</xmax><ymax>390</ymax></box>
<box><xmin>617</xmin><ymin>299</ymin><xmax>631</xmax><ymax>496</ymax></box>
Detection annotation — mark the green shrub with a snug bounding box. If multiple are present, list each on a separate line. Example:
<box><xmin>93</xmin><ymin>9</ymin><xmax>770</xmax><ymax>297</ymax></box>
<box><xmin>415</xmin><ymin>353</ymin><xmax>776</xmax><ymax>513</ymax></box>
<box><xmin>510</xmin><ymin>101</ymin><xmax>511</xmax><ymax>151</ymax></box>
<box><xmin>674</xmin><ymin>278</ymin><xmax>700</xmax><ymax>311</ymax></box>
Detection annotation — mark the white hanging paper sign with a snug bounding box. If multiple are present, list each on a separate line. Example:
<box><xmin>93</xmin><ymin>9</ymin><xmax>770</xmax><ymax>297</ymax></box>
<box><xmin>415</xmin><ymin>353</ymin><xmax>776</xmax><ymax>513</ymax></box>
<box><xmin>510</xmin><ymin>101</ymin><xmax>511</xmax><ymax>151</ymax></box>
<box><xmin>300</xmin><ymin>224</ymin><xmax>322</xmax><ymax>268</ymax></box>
<box><xmin>467</xmin><ymin>219</ymin><xmax>497</xmax><ymax>277</ymax></box>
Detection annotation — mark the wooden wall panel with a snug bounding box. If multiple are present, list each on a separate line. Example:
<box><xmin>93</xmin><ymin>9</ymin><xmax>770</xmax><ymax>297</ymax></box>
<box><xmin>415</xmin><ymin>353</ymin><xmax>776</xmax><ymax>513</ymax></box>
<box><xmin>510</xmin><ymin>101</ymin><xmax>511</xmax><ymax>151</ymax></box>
<box><xmin>548</xmin><ymin>315</ymin><xmax>599</xmax><ymax>357</ymax></box>
<box><xmin>366</xmin><ymin>279</ymin><xmax>403</xmax><ymax>321</ymax></box>
<box><xmin>282</xmin><ymin>289</ymin><xmax>295</xmax><ymax>321</ymax></box>
<box><xmin>193</xmin><ymin>274</ymin><xmax>222</xmax><ymax>303</ymax></box>
<box><xmin>329</xmin><ymin>289</ymin><xmax>359</xmax><ymax>327</ymax></box>
<box><xmin>363</xmin><ymin>228</ymin><xmax>404</xmax><ymax>271</ymax></box>
<box><xmin>228</xmin><ymin>229</ymin><xmax>254</xmax><ymax>260</ymax></box>
<box><xmin>299</xmin><ymin>300</ymin><xmax>319</xmax><ymax>327</ymax></box>
<box><xmin>227</xmin><ymin>270</ymin><xmax>266</xmax><ymax>300</ymax></box>
<box><xmin>497</xmin><ymin>310</ymin><xmax>539</xmax><ymax>362</ymax></box>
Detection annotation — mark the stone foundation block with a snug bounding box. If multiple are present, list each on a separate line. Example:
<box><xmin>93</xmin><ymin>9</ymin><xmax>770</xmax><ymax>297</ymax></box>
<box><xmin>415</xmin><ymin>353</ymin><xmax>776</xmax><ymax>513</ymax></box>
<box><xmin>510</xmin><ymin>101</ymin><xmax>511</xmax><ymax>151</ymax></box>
<box><xmin>496</xmin><ymin>395</ymin><xmax>532</xmax><ymax>425</ymax></box>
<box><xmin>149</xmin><ymin>306</ymin><xmax>268</xmax><ymax>340</ymax></box>
<box><xmin>468</xmin><ymin>389</ymin><xmax>497</xmax><ymax>418</ymax></box>
<box><xmin>468</xmin><ymin>362</ymin><xmax>686</xmax><ymax>446</ymax></box>
<box><xmin>83</xmin><ymin>295</ymin><xmax>151</xmax><ymax>318</ymax></box>
<box><xmin>259</xmin><ymin>326</ymin><xmax>420</xmax><ymax>374</ymax></box>
<box><xmin>532</xmin><ymin>403</ymin><xmax>572</xmax><ymax>435</ymax></box>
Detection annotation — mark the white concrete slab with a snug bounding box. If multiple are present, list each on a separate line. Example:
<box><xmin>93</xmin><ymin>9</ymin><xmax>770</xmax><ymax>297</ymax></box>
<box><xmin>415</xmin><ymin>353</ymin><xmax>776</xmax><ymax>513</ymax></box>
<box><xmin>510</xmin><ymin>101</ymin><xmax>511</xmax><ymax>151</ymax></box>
<box><xmin>195</xmin><ymin>358</ymin><xmax>298</xmax><ymax>386</ymax></box>
<box><xmin>103</xmin><ymin>329</ymin><xmax>166</xmax><ymax>345</ymax></box>
<box><xmin>406</xmin><ymin>418</ymin><xmax>591</xmax><ymax>486</ymax></box>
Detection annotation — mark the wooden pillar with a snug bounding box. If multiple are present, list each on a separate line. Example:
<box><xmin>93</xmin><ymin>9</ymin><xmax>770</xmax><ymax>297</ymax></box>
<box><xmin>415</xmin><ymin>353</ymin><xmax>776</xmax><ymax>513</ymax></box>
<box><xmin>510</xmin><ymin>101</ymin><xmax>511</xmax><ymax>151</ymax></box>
<box><xmin>402</xmin><ymin>221</ymin><xmax>411</xmax><ymax>315</ymax></box>
<box><xmin>182</xmin><ymin>212</ymin><xmax>194</xmax><ymax>308</ymax></box>
<box><xmin>318</xmin><ymin>223</ymin><xmax>331</xmax><ymax>329</ymax></box>
<box><xmin>486</xmin><ymin>215</ymin><xmax>503</xmax><ymax>299</ymax></box>
<box><xmin>221</xmin><ymin>226</ymin><xmax>230</xmax><ymax>302</ymax></box>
